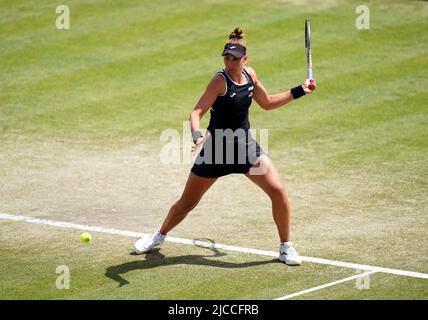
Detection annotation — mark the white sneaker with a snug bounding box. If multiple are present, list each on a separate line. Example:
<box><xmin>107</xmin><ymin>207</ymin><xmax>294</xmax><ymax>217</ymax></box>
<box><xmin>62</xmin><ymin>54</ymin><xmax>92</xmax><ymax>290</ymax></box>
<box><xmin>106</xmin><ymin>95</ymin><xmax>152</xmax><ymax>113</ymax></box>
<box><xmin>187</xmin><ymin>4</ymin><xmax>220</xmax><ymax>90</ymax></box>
<box><xmin>134</xmin><ymin>231</ymin><xmax>166</xmax><ymax>254</ymax></box>
<box><xmin>279</xmin><ymin>242</ymin><xmax>302</xmax><ymax>266</ymax></box>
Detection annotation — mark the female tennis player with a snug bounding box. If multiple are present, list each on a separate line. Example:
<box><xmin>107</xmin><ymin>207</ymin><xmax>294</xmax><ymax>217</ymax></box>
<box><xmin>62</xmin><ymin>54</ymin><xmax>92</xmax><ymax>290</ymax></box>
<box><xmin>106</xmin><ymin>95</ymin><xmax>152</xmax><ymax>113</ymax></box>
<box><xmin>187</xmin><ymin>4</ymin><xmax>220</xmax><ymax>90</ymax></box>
<box><xmin>134</xmin><ymin>27</ymin><xmax>316</xmax><ymax>265</ymax></box>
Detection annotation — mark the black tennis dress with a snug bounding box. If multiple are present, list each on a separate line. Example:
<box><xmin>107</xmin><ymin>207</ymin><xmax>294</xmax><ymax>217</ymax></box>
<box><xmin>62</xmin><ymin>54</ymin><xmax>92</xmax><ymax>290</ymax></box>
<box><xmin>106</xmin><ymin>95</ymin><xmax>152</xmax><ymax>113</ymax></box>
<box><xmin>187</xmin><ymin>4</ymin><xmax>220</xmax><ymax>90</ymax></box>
<box><xmin>191</xmin><ymin>68</ymin><xmax>266</xmax><ymax>178</ymax></box>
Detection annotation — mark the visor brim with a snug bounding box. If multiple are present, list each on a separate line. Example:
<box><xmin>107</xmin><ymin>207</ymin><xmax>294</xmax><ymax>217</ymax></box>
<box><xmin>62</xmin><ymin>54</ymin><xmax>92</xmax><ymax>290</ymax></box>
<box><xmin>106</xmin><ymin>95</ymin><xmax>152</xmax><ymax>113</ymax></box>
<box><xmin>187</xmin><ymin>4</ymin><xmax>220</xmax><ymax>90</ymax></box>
<box><xmin>221</xmin><ymin>49</ymin><xmax>245</xmax><ymax>59</ymax></box>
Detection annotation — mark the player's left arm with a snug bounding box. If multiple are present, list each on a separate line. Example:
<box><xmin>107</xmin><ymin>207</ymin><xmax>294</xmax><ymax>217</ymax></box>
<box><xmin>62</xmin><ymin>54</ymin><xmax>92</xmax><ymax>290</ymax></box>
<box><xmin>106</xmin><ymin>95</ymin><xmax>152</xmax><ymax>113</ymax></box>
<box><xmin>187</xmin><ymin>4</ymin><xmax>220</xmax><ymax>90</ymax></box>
<box><xmin>246</xmin><ymin>66</ymin><xmax>315</xmax><ymax>111</ymax></box>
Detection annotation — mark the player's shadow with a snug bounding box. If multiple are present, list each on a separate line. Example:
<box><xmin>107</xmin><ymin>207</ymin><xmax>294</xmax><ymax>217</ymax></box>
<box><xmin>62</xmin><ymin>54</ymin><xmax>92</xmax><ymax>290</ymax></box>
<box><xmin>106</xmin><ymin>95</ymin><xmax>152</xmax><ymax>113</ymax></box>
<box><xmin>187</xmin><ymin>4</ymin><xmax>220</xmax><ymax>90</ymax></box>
<box><xmin>105</xmin><ymin>239</ymin><xmax>277</xmax><ymax>287</ymax></box>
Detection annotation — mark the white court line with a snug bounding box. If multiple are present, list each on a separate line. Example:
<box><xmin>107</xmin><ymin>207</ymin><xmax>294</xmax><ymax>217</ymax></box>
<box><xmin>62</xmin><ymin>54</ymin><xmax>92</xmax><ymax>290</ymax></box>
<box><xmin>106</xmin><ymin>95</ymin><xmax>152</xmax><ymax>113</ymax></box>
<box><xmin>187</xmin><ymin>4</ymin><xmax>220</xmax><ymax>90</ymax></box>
<box><xmin>1</xmin><ymin>213</ymin><xmax>428</xmax><ymax>280</ymax></box>
<box><xmin>275</xmin><ymin>271</ymin><xmax>378</xmax><ymax>300</ymax></box>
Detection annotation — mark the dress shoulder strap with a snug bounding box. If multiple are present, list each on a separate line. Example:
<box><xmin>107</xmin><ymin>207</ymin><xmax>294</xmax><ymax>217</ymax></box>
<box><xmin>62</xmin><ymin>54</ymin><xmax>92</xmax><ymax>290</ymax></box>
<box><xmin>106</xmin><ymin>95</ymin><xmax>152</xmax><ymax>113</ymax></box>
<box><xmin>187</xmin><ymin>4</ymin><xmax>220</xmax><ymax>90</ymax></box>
<box><xmin>243</xmin><ymin>68</ymin><xmax>255</xmax><ymax>85</ymax></box>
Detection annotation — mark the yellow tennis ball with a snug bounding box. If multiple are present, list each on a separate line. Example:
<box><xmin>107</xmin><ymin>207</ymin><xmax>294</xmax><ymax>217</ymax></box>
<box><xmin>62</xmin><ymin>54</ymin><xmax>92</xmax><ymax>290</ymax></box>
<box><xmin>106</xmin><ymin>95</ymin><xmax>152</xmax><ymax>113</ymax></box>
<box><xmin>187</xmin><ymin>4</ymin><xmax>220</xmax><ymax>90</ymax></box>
<box><xmin>80</xmin><ymin>232</ymin><xmax>92</xmax><ymax>244</ymax></box>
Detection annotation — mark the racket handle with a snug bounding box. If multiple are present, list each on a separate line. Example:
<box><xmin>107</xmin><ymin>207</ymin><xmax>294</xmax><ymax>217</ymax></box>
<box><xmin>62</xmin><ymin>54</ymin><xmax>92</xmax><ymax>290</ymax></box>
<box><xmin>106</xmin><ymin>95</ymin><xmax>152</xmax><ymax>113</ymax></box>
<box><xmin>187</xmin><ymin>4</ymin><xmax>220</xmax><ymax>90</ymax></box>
<box><xmin>307</xmin><ymin>67</ymin><xmax>313</xmax><ymax>79</ymax></box>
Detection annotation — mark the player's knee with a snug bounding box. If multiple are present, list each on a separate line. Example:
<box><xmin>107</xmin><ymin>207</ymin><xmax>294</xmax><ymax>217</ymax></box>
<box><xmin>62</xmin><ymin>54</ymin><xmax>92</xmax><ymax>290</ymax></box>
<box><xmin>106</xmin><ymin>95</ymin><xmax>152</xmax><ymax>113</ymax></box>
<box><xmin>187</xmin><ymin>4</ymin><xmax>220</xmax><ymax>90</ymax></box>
<box><xmin>269</xmin><ymin>185</ymin><xmax>286</xmax><ymax>200</ymax></box>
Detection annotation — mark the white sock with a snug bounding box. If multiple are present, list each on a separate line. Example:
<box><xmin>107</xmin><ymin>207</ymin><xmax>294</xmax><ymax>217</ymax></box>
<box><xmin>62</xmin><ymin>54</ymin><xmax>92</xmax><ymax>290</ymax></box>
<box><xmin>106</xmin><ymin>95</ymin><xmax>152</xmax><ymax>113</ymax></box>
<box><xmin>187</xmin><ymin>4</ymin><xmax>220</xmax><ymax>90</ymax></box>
<box><xmin>157</xmin><ymin>230</ymin><xmax>166</xmax><ymax>238</ymax></box>
<box><xmin>280</xmin><ymin>241</ymin><xmax>293</xmax><ymax>247</ymax></box>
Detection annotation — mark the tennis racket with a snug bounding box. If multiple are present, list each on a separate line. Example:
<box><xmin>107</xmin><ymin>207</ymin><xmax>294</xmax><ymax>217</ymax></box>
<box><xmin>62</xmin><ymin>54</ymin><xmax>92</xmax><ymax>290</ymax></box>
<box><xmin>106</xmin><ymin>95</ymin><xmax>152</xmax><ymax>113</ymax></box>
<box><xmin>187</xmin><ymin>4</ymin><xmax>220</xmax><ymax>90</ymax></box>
<box><xmin>305</xmin><ymin>18</ymin><xmax>316</xmax><ymax>90</ymax></box>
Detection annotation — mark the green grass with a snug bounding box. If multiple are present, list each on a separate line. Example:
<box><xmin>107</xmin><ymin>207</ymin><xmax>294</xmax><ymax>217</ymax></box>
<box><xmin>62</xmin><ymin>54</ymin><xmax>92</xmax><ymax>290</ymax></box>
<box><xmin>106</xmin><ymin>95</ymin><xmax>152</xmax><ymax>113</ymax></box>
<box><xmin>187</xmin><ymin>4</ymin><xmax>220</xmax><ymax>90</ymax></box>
<box><xmin>1</xmin><ymin>221</ymin><xmax>427</xmax><ymax>299</ymax></box>
<box><xmin>0</xmin><ymin>0</ymin><xmax>427</xmax><ymax>299</ymax></box>
<box><xmin>0</xmin><ymin>221</ymin><xmax>352</xmax><ymax>300</ymax></box>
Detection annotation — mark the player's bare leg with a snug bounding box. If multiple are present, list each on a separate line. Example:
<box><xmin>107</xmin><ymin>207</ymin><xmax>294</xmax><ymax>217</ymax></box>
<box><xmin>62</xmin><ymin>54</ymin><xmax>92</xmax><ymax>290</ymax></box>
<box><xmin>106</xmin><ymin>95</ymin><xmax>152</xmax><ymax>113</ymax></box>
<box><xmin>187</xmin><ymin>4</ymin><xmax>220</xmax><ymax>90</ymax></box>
<box><xmin>134</xmin><ymin>172</ymin><xmax>217</xmax><ymax>254</ymax></box>
<box><xmin>160</xmin><ymin>172</ymin><xmax>217</xmax><ymax>234</ymax></box>
<box><xmin>245</xmin><ymin>155</ymin><xmax>291</xmax><ymax>241</ymax></box>
<box><xmin>245</xmin><ymin>155</ymin><xmax>302</xmax><ymax>265</ymax></box>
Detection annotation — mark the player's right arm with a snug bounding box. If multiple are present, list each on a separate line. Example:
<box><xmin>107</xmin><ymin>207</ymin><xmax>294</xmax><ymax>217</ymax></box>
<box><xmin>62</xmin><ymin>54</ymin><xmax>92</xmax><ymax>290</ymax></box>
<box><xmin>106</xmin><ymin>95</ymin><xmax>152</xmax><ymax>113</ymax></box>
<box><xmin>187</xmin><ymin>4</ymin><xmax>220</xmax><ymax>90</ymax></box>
<box><xmin>247</xmin><ymin>66</ymin><xmax>315</xmax><ymax>111</ymax></box>
<box><xmin>189</xmin><ymin>74</ymin><xmax>225</xmax><ymax>145</ymax></box>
